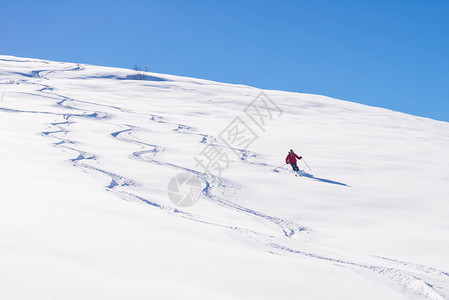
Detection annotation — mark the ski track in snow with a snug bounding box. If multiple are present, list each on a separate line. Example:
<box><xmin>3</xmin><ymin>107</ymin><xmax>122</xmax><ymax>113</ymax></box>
<box><xmin>1</xmin><ymin>60</ymin><xmax>449</xmax><ymax>300</ymax></box>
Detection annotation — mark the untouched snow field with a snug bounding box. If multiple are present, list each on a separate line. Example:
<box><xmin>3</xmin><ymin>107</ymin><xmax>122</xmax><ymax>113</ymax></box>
<box><xmin>1</xmin><ymin>55</ymin><xmax>449</xmax><ymax>299</ymax></box>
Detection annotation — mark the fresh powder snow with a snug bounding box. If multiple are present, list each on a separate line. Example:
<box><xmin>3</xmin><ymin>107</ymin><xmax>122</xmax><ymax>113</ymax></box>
<box><xmin>1</xmin><ymin>55</ymin><xmax>449</xmax><ymax>299</ymax></box>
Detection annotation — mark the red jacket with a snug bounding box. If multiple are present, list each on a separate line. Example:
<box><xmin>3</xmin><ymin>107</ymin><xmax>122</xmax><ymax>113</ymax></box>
<box><xmin>286</xmin><ymin>153</ymin><xmax>301</xmax><ymax>164</ymax></box>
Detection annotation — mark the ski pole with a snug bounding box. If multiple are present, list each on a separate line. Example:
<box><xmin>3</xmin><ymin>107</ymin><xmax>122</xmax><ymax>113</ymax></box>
<box><xmin>273</xmin><ymin>163</ymin><xmax>287</xmax><ymax>171</ymax></box>
<box><xmin>301</xmin><ymin>158</ymin><xmax>312</xmax><ymax>171</ymax></box>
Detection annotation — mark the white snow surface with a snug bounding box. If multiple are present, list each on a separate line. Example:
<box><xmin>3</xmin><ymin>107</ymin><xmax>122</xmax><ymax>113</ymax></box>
<box><xmin>1</xmin><ymin>55</ymin><xmax>449</xmax><ymax>299</ymax></box>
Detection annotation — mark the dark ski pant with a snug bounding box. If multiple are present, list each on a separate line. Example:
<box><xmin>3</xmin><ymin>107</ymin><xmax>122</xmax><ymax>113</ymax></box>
<box><xmin>289</xmin><ymin>162</ymin><xmax>299</xmax><ymax>172</ymax></box>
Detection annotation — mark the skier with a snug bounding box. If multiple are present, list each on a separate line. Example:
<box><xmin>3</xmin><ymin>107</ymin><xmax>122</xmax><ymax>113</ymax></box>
<box><xmin>286</xmin><ymin>149</ymin><xmax>302</xmax><ymax>172</ymax></box>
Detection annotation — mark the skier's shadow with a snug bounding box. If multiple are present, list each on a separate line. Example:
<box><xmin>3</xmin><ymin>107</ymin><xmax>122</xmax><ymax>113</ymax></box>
<box><xmin>299</xmin><ymin>171</ymin><xmax>350</xmax><ymax>187</ymax></box>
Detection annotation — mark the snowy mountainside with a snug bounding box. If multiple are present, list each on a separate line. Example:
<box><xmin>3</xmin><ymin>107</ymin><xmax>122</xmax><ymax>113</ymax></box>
<box><xmin>1</xmin><ymin>55</ymin><xmax>449</xmax><ymax>299</ymax></box>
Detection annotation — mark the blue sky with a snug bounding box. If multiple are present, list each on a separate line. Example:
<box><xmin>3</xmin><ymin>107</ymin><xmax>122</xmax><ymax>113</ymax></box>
<box><xmin>1</xmin><ymin>0</ymin><xmax>448</xmax><ymax>122</ymax></box>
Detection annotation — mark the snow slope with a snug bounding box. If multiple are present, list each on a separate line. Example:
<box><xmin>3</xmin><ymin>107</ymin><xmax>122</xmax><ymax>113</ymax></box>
<box><xmin>1</xmin><ymin>55</ymin><xmax>449</xmax><ymax>299</ymax></box>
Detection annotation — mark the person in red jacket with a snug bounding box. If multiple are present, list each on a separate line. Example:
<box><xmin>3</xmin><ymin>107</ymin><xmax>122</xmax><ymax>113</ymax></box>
<box><xmin>286</xmin><ymin>149</ymin><xmax>302</xmax><ymax>172</ymax></box>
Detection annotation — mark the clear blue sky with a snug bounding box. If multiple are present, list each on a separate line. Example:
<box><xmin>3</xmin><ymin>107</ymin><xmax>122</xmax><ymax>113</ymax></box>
<box><xmin>1</xmin><ymin>0</ymin><xmax>448</xmax><ymax>122</ymax></box>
